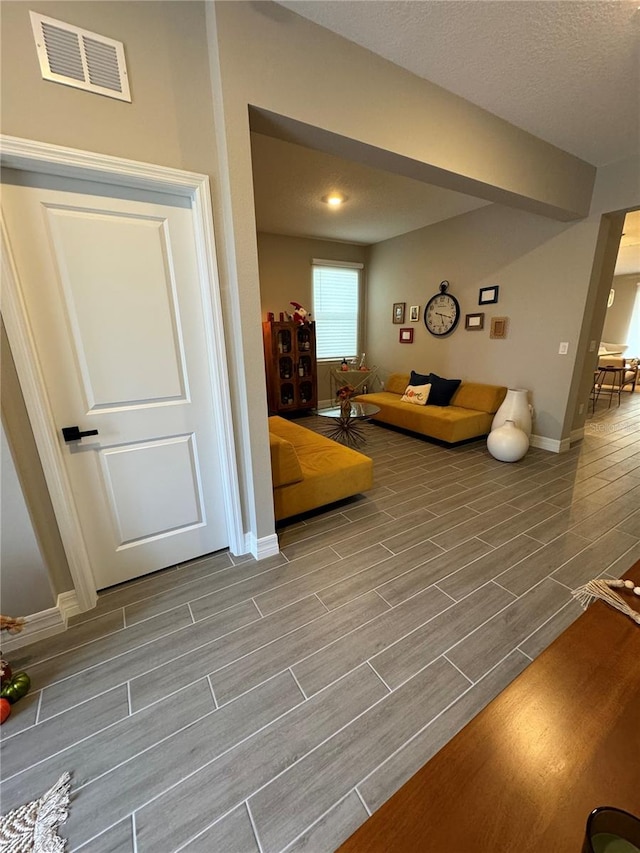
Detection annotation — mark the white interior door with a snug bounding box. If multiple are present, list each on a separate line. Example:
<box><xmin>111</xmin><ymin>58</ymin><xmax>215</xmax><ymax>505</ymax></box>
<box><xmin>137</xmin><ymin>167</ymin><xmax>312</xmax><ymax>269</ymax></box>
<box><xmin>2</xmin><ymin>169</ymin><xmax>230</xmax><ymax>590</ymax></box>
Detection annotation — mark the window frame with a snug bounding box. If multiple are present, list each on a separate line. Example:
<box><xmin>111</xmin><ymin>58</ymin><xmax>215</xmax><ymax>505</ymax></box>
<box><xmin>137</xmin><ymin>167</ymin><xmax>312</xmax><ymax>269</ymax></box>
<box><xmin>311</xmin><ymin>258</ymin><xmax>364</xmax><ymax>363</ymax></box>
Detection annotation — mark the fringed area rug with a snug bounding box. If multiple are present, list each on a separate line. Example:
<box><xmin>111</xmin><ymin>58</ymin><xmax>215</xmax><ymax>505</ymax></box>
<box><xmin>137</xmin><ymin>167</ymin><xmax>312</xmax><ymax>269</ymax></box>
<box><xmin>0</xmin><ymin>773</ymin><xmax>71</xmax><ymax>853</ymax></box>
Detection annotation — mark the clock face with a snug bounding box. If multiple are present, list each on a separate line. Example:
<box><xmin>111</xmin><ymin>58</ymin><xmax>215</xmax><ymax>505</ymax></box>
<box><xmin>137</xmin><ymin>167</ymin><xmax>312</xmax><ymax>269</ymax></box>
<box><xmin>424</xmin><ymin>288</ymin><xmax>461</xmax><ymax>336</ymax></box>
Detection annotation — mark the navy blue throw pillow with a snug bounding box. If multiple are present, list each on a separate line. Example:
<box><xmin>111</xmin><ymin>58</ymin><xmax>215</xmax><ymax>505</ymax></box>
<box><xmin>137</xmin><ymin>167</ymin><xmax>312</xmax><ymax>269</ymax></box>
<box><xmin>427</xmin><ymin>373</ymin><xmax>461</xmax><ymax>406</ymax></box>
<box><xmin>410</xmin><ymin>370</ymin><xmax>430</xmax><ymax>388</ymax></box>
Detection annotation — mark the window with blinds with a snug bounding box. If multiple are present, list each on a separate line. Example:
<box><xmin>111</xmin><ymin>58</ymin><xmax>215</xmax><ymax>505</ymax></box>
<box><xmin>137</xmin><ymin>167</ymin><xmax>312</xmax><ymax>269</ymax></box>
<box><xmin>312</xmin><ymin>260</ymin><xmax>363</xmax><ymax>360</ymax></box>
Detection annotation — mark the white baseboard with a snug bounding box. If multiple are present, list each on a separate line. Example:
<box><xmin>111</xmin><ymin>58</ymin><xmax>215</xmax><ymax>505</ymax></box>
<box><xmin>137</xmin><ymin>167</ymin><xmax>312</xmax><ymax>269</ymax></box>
<box><xmin>245</xmin><ymin>532</ymin><xmax>280</xmax><ymax>560</ymax></box>
<box><xmin>529</xmin><ymin>433</ymin><xmax>571</xmax><ymax>454</ymax></box>
<box><xmin>57</xmin><ymin>590</ymin><xmax>82</xmax><ymax>622</ymax></box>
<box><xmin>0</xmin><ymin>589</ymin><xmax>81</xmax><ymax>652</ymax></box>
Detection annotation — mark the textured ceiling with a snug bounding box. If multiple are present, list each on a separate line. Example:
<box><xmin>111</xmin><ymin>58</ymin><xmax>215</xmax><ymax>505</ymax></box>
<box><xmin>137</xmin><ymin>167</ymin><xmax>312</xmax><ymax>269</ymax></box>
<box><xmin>278</xmin><ymin>0</ymin><xmax>640</xmax><ymax>167</ymax></box>
<box><xmin>251</xmin><ymin>132</ymin><xmax>490</xmax><ymax>244</ymax></box>
<box><xmin>252</xmin><ymin>1</ymin><xmax>639</xmax><ymax>256</ymax></box>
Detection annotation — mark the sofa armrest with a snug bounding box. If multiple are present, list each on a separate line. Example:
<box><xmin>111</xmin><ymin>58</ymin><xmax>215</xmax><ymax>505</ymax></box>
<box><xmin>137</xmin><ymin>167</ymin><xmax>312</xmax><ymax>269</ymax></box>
<box><xmin>269</xmin><ymin>433</ymin><xmax>304</xmax><ymax>487</ymax></box>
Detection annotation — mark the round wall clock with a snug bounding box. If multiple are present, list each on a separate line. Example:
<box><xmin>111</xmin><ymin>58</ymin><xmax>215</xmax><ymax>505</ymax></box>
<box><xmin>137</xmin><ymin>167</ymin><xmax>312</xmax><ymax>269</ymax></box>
<box><xmin>424</xmin><ymin>280</ymin><xmax>461</xmax><ymax>336</ymax></box>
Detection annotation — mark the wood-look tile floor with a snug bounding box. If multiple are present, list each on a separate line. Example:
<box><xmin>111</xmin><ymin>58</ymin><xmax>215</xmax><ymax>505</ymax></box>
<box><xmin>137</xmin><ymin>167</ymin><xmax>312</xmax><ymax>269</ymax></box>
<box><xmin>2</xmin><ymin>391</ymin><xmax>639</xmax><ymax>852</ymax></box>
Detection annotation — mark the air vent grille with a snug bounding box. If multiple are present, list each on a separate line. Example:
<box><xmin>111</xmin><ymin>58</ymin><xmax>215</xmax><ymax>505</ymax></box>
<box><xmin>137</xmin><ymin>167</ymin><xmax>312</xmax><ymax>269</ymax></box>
<box><xmin>83</xmin><ymin>37</ymin><xmax>121</xmax><ymax>91</ymax></box>
<box><xmin>42</xmin><ymin>23</ymin><xmax>84</xmax><ymax>80</ymax></box>
<box><xmin>30</xmin><ymin>12</ymin><xmax>131</xmax><ymax>102</ymax></box>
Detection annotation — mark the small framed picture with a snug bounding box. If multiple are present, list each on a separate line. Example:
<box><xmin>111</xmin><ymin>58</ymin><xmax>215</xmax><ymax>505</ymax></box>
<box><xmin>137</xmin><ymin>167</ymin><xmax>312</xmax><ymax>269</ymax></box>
<box><xmin>465</xmin><ymin>312</ymin><xmax>484</xmax><ymax>330</ymax></box>
<box><xmin>490</xmin><ymin>316</ymin><xmax>509</xmax><ymax>339</ymax></box>
<box><xmin>479</xmin><ymin>285</ymin><xmax>499</xmax><ymax>305</ymax></box>
<box><xmin>409</xmin><ymin>305</ymin><xmax>420</xmax><ymax>322</ymax></box>
<box><xmin>393</xmin><ymin>302</ymin><xmax>406</xmax><ymax>324</ymax></box>
<box><xmin>399</xmin><ymin>327</ymin><xmax>414</xmax><ymax>344</ymax></box>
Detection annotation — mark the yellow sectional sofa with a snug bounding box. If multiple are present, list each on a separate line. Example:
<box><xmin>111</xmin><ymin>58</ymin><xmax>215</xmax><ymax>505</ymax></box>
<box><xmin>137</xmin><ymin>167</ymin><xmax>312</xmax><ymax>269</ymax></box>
<box><xmin>354</xmin><ymin>373</ymin><xmax>507</xmax><ymax>445</ymax></box>
<box><xmin>268</xmin><ymin>416</ymin><xmax>374</xmax><ymax>521</ymax></box>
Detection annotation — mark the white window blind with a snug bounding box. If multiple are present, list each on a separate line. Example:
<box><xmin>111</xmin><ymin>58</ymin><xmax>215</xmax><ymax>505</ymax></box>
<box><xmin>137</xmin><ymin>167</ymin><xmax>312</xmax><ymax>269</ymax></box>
<box><xmin>312</xmin><ymin>260</ymin><xmax>362</xmax><ymax>360</ymax></box>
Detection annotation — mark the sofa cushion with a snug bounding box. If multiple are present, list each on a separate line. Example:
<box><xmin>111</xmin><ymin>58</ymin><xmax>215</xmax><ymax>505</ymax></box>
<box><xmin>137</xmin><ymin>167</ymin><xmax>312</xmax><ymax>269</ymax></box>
<box><xmin>450</xmin><ymin>382</ymin><xmax>507</xmax><ymax>414</ymax></box>
<box><xmin>401</xmin><ymin>383</ymin><xmax>431</xmax><ymax>405</ymax></box>
<box><xmin>268</xmin><ymin>415</ymin><xmax>374</xmax><ymax>521</ymax></box>
<box><xmin>269</xmin><ymin>432</ymin><xmax>303</xmax><ymax>487</ymax></box>
<box><xmin>410</xmin><ymin>370</ymin><xmax>430</xmax><ymax>387</ymax></box>
<box><xmin>427</xmin><ymin>373</ymin><xmax>462</xmax><ymax>406</ymax></box>
<box><xmin>355</xmin><ymin>392</ymin><xmax>493</xmax><ymax>443</ymax></box>
<box><xmin>386</xmin><ymin>373</ymin><xmax>410</xmax><ymax>395</ymax></box>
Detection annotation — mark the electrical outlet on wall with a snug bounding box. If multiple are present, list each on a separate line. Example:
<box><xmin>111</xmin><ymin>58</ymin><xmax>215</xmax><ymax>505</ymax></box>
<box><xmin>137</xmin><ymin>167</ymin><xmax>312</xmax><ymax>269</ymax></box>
<box><xmin>579</xmin><ymin>403</ymin><xmax>585</xmax><ymax>415</ymax></box>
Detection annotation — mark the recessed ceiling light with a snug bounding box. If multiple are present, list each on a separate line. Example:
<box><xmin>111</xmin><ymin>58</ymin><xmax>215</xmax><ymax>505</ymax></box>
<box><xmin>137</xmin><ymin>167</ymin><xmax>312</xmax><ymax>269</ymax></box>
<box><xmin>322</xmin><ymin>193</ymin><xmax>347</xmax><ymax>207</ymax></box>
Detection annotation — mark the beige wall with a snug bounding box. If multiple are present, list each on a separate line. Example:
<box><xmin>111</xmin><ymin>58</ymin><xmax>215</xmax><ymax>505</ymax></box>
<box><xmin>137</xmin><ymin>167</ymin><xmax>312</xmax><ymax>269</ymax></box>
<box><xmin>602</xmin><ymin>274</ymin><xmax>640</xmax><ymax>345</ymax></box>
<box><xmin>365</xmin><ymin>204</ymin><xmax>600</xmax><ymax>441</ymax></box>
<box><xmin>205</xmin><ymin>0</ymin><xmax>604</xmax><ymax>538</ymax></box>
<box><xmin>1</xmin><ymin>425</ymin><xmax>56</xmax><ymax>614</ymax></box>
<box><xmin>568</xmin><ymin>159</ymin><xmax>640</xmax><ymax>436</ymax></box>
<box><xmin>2</xmin><ymin>0</ymin><xmax>638</xmax><ymax>579</ymax></box>
<box><xmin>223</xmin><ymin>7</ymin><xmax>595</xmax><ymax>222</ymax></box>
<box><xmin>366</xmin><ymin>152</ymin><xmax>640</xmax><ymax>445</ymax></box>
<box><xmin>1</xmin><ymin>322</ymin><xmax>68</xmax><ymax>610</ymax></box>
<box><xmin>1</xmin><ymin>1</ymin><xmax>218</xmax><ymax>175</ymax></box>
<box><xmin>257</xmin><ymin>232</ymin><xmax>367</xmax><ymax>402</ymax></box>
<box><xmin>257</xmin><ymin>232</ymin><xmax>367</xmax><ymax>319</ymax></box>
<box><xmin>1</xmin><ymin>1</ymin><xmax>267</xmax><ymax>570</ymax></box>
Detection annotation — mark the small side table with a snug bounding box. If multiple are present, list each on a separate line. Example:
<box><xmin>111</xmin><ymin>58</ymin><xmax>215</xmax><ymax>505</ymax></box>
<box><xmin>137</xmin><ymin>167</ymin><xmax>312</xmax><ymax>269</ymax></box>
<box><xmin>592</xmin><ymin>366</ymin><xmax>625</xmax><ymax>410</ymax></box>
<box><xmin>315</xmin><ymin>402</ymin><xmax>380</xmax><ymax>447</ymax></box>
<box><xmin>330</xmin><ymin>368</ymin><xmax>378</xmax><ymax>398</ymax></box>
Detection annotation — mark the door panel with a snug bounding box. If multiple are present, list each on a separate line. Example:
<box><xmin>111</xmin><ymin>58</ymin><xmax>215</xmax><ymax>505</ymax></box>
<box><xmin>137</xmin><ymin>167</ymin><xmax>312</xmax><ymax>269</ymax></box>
<box><xmin>45</xmin><ymin>206</ymin><xmax>188</xmax><ymax>408</ymax></box>
<box><xmin>99</xmin><ymin>434</ymin><xmax>204</xmax><ymax>547</ymax></box>
<box><xmin>2</xmin><ymin>171</ymin><xmax>229</xmax><ymax>589</ymax></box>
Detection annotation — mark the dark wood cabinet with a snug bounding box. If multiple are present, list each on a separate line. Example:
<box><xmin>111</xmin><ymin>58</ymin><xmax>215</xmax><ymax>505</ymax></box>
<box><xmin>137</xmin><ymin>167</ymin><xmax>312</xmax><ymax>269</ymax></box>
<box><xmin>262</xmin><ymin>321</ymin><xmax>318</xmax><ymax>414</ymax></box>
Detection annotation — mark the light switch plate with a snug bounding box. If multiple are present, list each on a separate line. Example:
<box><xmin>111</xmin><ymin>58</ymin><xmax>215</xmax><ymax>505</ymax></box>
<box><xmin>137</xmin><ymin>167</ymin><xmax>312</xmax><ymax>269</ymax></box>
<box><xmin>559</xmin><ymin>342</ymin><xmax>569</xmax><ymax>355</ymax></box>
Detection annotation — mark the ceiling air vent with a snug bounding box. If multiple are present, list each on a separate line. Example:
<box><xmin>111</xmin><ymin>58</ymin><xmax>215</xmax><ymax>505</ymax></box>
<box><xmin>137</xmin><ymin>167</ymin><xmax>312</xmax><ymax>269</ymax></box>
<box><xmin>30</xmin><ymin>11</ymin><xmax>131</xmax><ymax>102</ymax></box>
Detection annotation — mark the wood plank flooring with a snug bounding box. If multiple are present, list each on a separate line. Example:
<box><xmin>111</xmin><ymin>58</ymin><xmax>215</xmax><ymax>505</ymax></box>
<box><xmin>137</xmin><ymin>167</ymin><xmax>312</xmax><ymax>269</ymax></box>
<box><xmin>1</xmin><ymin>391</ymin><xmax>639</xmax><ymax>852</ymax></box>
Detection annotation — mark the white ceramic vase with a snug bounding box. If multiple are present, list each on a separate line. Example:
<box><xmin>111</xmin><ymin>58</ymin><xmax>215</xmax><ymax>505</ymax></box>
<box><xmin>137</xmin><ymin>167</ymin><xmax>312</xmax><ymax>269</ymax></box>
<box><xmin>491</xmin><ymin>388</ymin><xmax>533</xmax><ymax>437</ymax></box>
<box><xmin>487</xmin><ymin>419</ymin><xmax>529</xmax><ymax>463</ymax></box>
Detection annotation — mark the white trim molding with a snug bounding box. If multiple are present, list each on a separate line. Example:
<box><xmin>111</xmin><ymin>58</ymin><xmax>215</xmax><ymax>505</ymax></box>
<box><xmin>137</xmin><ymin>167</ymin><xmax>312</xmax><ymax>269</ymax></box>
<box><xmin>0</xmin><ymin>590</ymin><xmax>80</xmax><ymax>652</ymax></box>
<box><xmin>57</xmin><ymin>590</ymin><xmax>83</xmax><ymax>623</ymax></box>
<box><xmin>246</xmin><ymin>532</ymin><xmax>280</xmax><ymax>561</ymax></box>
<box><xmin>0</xmin><ymin>134</ymin><xmax>246</xmax><ymax>611</ymax></box>
<box><xmin>1</xmin><ymin>216</ymin><xmax>97</xmax><ymax>612</ymax></box>
<box><xmin>530</xmin><ymin>433</ymin><xmax>571</xmax><ymax>454</ymax></box>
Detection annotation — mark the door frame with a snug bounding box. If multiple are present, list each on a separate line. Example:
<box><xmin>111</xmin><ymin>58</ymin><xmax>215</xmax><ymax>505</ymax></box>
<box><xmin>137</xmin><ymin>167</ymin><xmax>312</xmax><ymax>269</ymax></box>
<box><xmin>1</xmin><ymin>134</ymin><xmax>244</xmax><ymax>611</ymax></box>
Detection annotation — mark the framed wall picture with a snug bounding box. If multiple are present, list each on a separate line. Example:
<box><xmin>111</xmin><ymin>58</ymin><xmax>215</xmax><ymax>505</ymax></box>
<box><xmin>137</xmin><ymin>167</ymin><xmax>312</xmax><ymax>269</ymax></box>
<box><xmin>393</xmin><ymin>302</ymin><xmax>406</xmax><ymax>324</ymax></box>
<box><xmin>409</xmin><ymin>305</ymin><xmax>420</xmax><ymax>322</ymax></box>
<box><xmin>465</xmin><ymin>312</ymin><xmax>484</xmax><ymax>330</ymax></box>
<box><xmin>399</xmin><ymin>327</ymin><xmax>414</xmax><ymax>343</ymax></box>
<box><xmin>479</xmin><ymin>285</ymin><xmax>499</xmax><ymax>305</ymax></box>
<box><xmin>490</xmin><ymin>316</ymin><xmax>509</xmax><ymax>339</ymax></box>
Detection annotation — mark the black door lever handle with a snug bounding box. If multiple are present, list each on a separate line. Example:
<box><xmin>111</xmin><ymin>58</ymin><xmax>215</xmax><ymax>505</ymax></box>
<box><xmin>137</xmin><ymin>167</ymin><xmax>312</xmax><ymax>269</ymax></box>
<box><xmin>62</xmin><ymin>426</ymin><xmax>99</xmax><ymax>443</ymax></box>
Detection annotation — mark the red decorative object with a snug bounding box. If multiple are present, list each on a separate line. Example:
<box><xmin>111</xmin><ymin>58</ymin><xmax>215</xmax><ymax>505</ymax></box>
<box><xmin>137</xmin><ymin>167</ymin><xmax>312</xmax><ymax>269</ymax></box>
<box><xmin>399</xmin><ymin>328</ymin><xmax>414</xmax><ymax>344</ymax></box>
<box><xmin>290</xmin><ymin>302</ymin><xmax>309</xmax><ymax>324</ymax></box>
<box><xmin>0</xmin><ymin>698</ymin><xmax>10</xmax><ymax>724</ymax></box>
